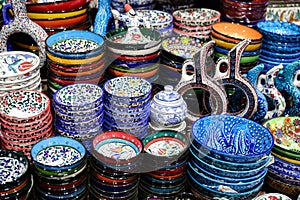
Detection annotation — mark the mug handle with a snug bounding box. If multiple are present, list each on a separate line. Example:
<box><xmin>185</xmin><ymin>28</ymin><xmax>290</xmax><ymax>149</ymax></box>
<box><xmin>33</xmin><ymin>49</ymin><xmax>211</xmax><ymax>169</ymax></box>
<box><xmin>2</xmin><ymin>3</ymin><xmax>13</xmax><ymax>25</ymax></box>
<box><xmin>179</xmin><ymin>60</ymin><xmax>195</xmax><ymax>83</ymax></box>
<box><xmin>214</xmin><ymin>57</ymin><xmax>229</xmax><ymax>79</ymax></box>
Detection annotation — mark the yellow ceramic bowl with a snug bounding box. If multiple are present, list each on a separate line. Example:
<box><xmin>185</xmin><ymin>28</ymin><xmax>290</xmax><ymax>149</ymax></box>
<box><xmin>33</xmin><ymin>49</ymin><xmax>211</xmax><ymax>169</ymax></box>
<box><xmin>272</xmin><ymin>152</ymin><xmax>300</xmax><ymax>165</ymax></box>
<box><xmin>47</xmin><ymin>51</ymin><xmax>104</xmax><ymax>65</ymax></box>
<box><xmin>211</xmin><ymin>36</ymin><xmax>262</xmax><ymax>51</ymax></box>
<box><xmin>27</xmin><ymin>7</ymin><xmax>88</xmax><ymax>20</ymax></box>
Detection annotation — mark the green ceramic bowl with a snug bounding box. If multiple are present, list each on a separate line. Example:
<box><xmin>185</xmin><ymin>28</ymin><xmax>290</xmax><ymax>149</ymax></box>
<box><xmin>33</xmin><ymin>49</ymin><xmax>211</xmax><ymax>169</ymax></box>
<box><xmin>214</xmin><ymin>52</ymin><xmax>259</xmax><ymax>64</ymax></box>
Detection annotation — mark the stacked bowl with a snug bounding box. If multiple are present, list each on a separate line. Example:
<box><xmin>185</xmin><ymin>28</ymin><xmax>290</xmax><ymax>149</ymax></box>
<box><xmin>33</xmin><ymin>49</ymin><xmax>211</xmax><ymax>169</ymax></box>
<box><xmin>106</xmin><ymin>27</ymin><xmax>162</xmax><ymax>82</ymax></box>
<box><xmin>45</xmin><ymin>30</ymin><xmax>106</xmax><ymax>97</ymax></box>
<box><xmin>219</xmin><ymin>0</ymin><xmax>269</xmax><ymax>28</ymax></box>
<box><xmin>53</xmin><ymin>83</ymin><xmax>104</xmax><ymax>141</ymax></box>
<box><xmin>189</xmin><ymin>115</ymin><xmax>274</xmax><ymax>199</ymax></box>
<box><xmin>0</xmin><ymin>51</ymin><xmax>42</xmax><ymax>98</ymax></box>
<box><xmin>31</xmin><ymin>136</ymin><xmax>88</xmax><ymax>200</ymax></box>
<box><xmin>139</xmin><ymin>130</ymin><xmax>190</xmax><ymax>199</ymax></box>
<box><xmin>103</xmin><ymin>76</ymin><xmax>152</xmax><ymax>139</ymax></box>
<box><xmin>256</xmin><ymin>21</ymin><xmax>300</xmax><ymax>71</ymax></box>
<box><xmin>89</xmin><ymin>131</ymin><xmax>142</xmax><ymax>199</ymax></box>
<box><xmin>26</xmin><ymin>0</ymin><xmax>91</xmax><ymax>35</ymax></box>
<box><xmin>263</xmin><ymin>116</ymin><xmax>300</xmax><ymax>199</ymax></box>
<box><xmin>211</xmin><ymin>22</ymin><xmax>263</xmax><ymax>74</ymax></box>
<box><xmin>172</xmin><ymin>8</ymin><xmax>221</xmax><ymax>40</ymax></box>
<box><xmin>0</xmin><ymin>150</ymin><xmax>33</xmax><ymax>200</ymax></box>
<box><xmin>111</xmin><ymin>0</ymin><xmax>156</xmax><ymax>13</ymax></box>
<box><xmin>0</xmin><ymin>90</ymin><xmax>53</xmax><ymax>160</ymax></box>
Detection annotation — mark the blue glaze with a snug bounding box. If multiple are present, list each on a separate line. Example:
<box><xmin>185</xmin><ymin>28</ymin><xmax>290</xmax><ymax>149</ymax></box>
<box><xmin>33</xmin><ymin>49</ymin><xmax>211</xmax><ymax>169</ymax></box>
<box><xmin>214</xmin><ymin>45</ymin><xmax>261</xmax><ymax>57</ymax></box>
<box><xmin>113</xmin><ymin>56</ymin><xmax>159</xmax><ymax>68</ymax></box>
<box><xmin>260</xmin><ymin>49</ymin><xmax>300</xmax><ymax>60</ymax></box>
<box><xmin>93</xmin><ymin>0</ymin><xmax>111</xmax><ymax>36</ymax></box>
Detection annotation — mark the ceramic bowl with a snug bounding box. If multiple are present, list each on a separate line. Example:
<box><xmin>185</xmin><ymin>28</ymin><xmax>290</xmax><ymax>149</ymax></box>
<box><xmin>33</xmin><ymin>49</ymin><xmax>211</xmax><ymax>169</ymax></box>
<box><xmin>270</xmin><ymin>156</ymin><xmax>300</xmax><ymax>178</ymax></box>
<box><xmin>112</xmin><ymin>56</ymin><xmax>159</xmax><ymax>68</ymax></box>
<box><xmin>222</xmin><ymin>0</ymin><xmax>269</xmax><ymax>8</ymax></box>
<box><xmin>0</xmin><ymin>90</ymin><xmax>50</xmax><ymax>123</ymax></box>
<box><xmin>256</xmin><ymin>21</ymin><xmax>300</xmax><ymax>42</ymax></box>
<box><xmin>46</xmin><ymin>30</ymin><xmax>104</xmax><ymax>59</ymax></box>
<box><xmin>192</xmin><ymin>115</ymin><xmax>274</xmax><ymax>163</ymax></box>
<box><xmin>253</xmin><ymin>193</ymin><xmax>292</xmax><ymax>200</ymax></box>
<box><xmin>263</xmin><ymin>116</ymin><xmax>300</xmax><ymax>156</ymax></box>
<box><xmin>108</xmin><ymin>63</ymin><xmax>159</xmax><ymax>79</ymax></box>
<box><xmin>172</xmin><ymin>8</ymin><xmax>221</xmax><ymax>27</ymax></box>
<box><xmin>26</xmin><ymin>0</ymin><xmax>86</xmax><ymax>13</ymax></box>
<box><xmin>221</xmin><ymin>6</ymin><xmax>267</xmax><ymax>21</ymax></box>
<box><xmin>265</xmin><ymin>176</ymin><xmax>300</xmax><ymax>198</ymax></box>
<box><xmin>268</xmin><ymin>168</ymin><xmax>300</xmax><ymax>186</ymax></box>
<box><xmin>135</xmin><ymin>10</ymin><xmax>173</xmax><ymax>30</ymax></box>
<box><xmin>31</xmin><ymin>136</ymin><xmax>87</xmax><ymax>171</ymax></box>
<box><xmin>53</xmin><ymin>83</ymin><xmax>103</xmax><ymax>111</ymax></box>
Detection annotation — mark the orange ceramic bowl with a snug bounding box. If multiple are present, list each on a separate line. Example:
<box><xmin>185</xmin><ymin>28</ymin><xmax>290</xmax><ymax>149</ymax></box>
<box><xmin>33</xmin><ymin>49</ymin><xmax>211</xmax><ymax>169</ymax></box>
<box><xmin>26</xmin><ymin>0</ymin><xmax>86</xmax><ymax>13</ymax></box>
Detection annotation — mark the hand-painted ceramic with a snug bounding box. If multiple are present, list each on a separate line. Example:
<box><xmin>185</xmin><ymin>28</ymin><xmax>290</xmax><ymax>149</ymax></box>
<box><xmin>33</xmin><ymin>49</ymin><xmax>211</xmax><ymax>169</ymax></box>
<box><xmin>135</xmin><ymin>10</ymin><xmax>173</xmax><ymax>30</ymax></box>
<box><xmin>25</xmin><ymin>0</ymin><xmax>86</xmax><ymax>13</ymax></box>
<box><xmin>263</xmin><ymin>116</ymin><xmax>300</xmax><ymax>154</ymax></box>
<box><xmin>31</xmin><ymin>136</ymin><xmax>86</xmax><ymax>170</ymax></box>
<box><xmin>265</xmin><ymin>176</ymin><xmax>300</xmax><ymax>198</ymax></box>
<box><xmin>172</xmin><ymin>8</ymin><xmax>221</xmax><ymax>27</ymax></box>
<box><xmin>253</xmin><ymin>193</ymin><xmax>292</xmax><ymax>200</ymax></box>
<box><xmin>0</xmin><ymin>90</ymin><xmax>50</xmax><ymax>123</ymax></box>
<box><xmin>192</xmin><ymin>114</ymin><xmax>274</xmax><ymax>163</ymax></box>
<box><xmin>211</xmin><ymin>36</ymin><xmax>262</xmax><ymax>51</ymax></box>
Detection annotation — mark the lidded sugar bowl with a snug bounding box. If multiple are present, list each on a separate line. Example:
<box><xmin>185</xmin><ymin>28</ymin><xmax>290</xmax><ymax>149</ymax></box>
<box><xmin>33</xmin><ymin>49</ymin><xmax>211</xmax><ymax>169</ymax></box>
<box><xmin>150</xmin><ymin>85</ymin><xmax>187</xmax><ymax>128</ymax></box>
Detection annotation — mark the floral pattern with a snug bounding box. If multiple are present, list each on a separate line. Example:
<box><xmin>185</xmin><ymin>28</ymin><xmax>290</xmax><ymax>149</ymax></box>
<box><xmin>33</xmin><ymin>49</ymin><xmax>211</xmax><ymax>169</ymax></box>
<box><xmin>0</xmin><ymin>157</ymin><xmax>26</xmax><ymax>184</ymax></box>
<box><xmin>145</xmin><ymin>140</ymin><xmax>185</xmax><ymax>156</ymax></box>
<box><xmin>97</xmin><ymin>142</ymin><xmax>137</xmax><ymax>160</ymax></box>
<box><xmin>51</xmin><ymin>38</ymin><xmax>99</xmax><ymax>53</ymax></box>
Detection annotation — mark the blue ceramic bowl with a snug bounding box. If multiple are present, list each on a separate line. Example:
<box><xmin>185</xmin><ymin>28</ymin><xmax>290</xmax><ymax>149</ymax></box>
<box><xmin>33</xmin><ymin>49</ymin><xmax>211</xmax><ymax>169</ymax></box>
<box><xmin>46</xmin><ymin>30</ymin><xmax>105</xmax><ymax>59</ymax></box>
<box><xmin>214</xmin><ymin>45</ymin><xmax>261</xmax><ymax>57</ymax></box>
<box><xmin>188</xmin><ymin>160</ymin><xmax>266</xmax><ymax>193</ymax></box>
<box><xmin>187</xmin><ymin>170</ymin><xmax>264</xmax><ymax>199</ymax></box>
<box><xmin>192</xmin><ymin>115</ymin><xmax>274</xmax><ymax>163</ymax></box>
<box><xmin>261</xmin><ymin>49</ymin><xmax>300</xmax><ymax>60</ymax></box>
<box><xmin>104</xmin><ymin>115</ymin><xmax>148</xmax><ymax>128</ymax></box>
<box><xmin>104</xmin><ymin>97</ymin><xmax>150</xmax><ymax>111</ymax></box>
<box><xmin>259</xmin><ymin>53</ymin><xmax>300</xmax><ymax>63</ymax></box>
<box><xmin>104</xmin><ymin>104</ymin><xmax>150</xmax><ymax>118</ymax></box>
<box><xmin>268</xmin><ymin>168</ymin><xmax>300</xmax><ymax>186</ymax></box>
<box><xmin>190</xmin><ymin>141</ymin><xmax>270</xmax><ymax>171</ymax></box>
<box><xmin>31</xmin><ymin>136</ymin><xmax>86</xmax><ymax>171</ymax></box>
<box><xmin>262</xmin><ymin>39</ymin><xmax>300</xmax><ymax>48</ymax></box>
<box><xmin>103</xmin><ymin>109</ymin><xmax>149</xmax><ymax>124</ymax></box>
<box><xmin>113</xmin><ymin>57</ymin><xmax>160</xmax><ymax>68</ymax></box>
<box><xmin>55</xmin><ymin>111</ymin><xmax>104</xmax><ymax>126</ymax></box>
<box><xmin>256</xmin><ymin>21</ymin><xmax>300</xmax><ymax>42</ymax></box>
<box><xmin>269</xmin><ymin>156</ymin><xmax>300</xmax><ymax>179</ymax></box>
<box><xmin>190</xmin><ymin>146</ymin><xmax>271</xmax><ymax>178</ymax></box>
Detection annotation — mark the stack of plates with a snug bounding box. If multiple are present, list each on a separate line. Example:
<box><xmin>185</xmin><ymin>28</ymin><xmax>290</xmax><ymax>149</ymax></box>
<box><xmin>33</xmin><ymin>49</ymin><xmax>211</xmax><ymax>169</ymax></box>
<box><xmin>263</xmin><ymin>116</ymin><xmax>300</xmax><ymax>199</ymax></box>
<box><xmin>31</xmin><ymin>136</ymin><xmax>88</xmax><ymax>200</ymax></box>
<box><xmin>112</xmin><ymin>0</ymin><xmax>155</xmax><ymax>13</ymax></box>
<box><xmin>0</xmin><ymin>51</ymin><xmax>42</xmax><ymax>98</ymax></box>
<box><xmin>45</xmin><ymin>30</ymin><xmax>106</xmax><ymax>97</ymax></box>
<box><xmin>256</xmin><ymin>21</ymin><xmax>300</xmax><ymax>70</ymax></box>
<box><xmin>220</xmin><ymin>0</ymin><xmax>269</xmax><ymax>28</ymax></box>
<box><xmin>0</xmin><ymin>91</ymin><xmax>53</xmax><ymax>160</ymax></box>
<box><xmin>53</xmin><ymin>83</ymin><xmax>104</xmax><ymax>141</ymax></box>
<box><xmin>211</xmin><ymin>22</ymin><xmax>262</xmax><ymax>74</ymax></box>
<box><xmin>139</xmin><ymin>131</ymin><xmax>189</xmax><ymax>199</ymax></box>
<box><xmin>0</xmin><ymin>150</ymin><xmax>33</xmax><ymax>200</ymax></box>
<box><xmin>106</xmin><ymin>27</ymin><xmax>162</xmax><ymax>82</ymax></box>
<box><xmin>172</xmin><ymin>8</ymin><xmax>221</xmax><ymax>40</ymax></box>
<box><xmin>189</xmin><ymin>115</ymin><xmax>274</xmax><ymax>199</ymax></box>
<box><xmin>159</xmin><ymin>35</ymin><xmax>206</xmax><ymax>86</ymax></box>
<box><xmin>26</xmin><ymin>0</ymin><xmax>91</xmax><ymax>35</ymax></box>
<box><xmin>90</xmin><ymin>131</ymin><xmax>142</xmax><ymax>199</ymax></box>
<box><xmin>103</xmin><ymin>76</ymin><xmax>152</xmax><ymax>139</ymax></box>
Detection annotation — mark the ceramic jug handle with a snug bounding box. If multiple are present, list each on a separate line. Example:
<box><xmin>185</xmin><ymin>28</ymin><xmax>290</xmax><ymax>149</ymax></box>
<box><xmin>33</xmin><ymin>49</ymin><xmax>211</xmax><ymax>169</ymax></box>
<box><xmin>293</xmin><ymin>69</ymin><xmax>300</xmax><ymax>88</ymax></box>
<box><xmin>180</xmin><ymin>60</ymin><xmax>195</xmax><ymax>83</ymax></box>
<box><xmin>214</xmin><ymin>57</ymin><xmax>229</xmax><ymax>79</ymax></box>
<box><xmin>2</xmin><ymin>4</ymin><xmax>13</xmax><ymax>25</ymax></box>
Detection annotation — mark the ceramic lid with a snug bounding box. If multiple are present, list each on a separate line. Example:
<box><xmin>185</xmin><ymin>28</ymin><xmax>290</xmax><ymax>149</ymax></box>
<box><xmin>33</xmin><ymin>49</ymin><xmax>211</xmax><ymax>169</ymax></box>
<box><xmin>154</xmin><ymin>85</ymin><xmax>181</xmax><ymax>103</ymax></box>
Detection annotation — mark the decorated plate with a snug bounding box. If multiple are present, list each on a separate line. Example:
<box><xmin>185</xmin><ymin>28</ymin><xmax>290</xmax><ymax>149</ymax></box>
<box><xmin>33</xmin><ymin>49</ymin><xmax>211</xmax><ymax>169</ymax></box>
<box><xmin>0</xmin><ymin>51</ymin><xmax>40</xmax><ymax>78</ymax></box>
<box><xmin>263</xmin><ymin>116</ymin><xmax>300</xmax><ymax>154</ymax></box>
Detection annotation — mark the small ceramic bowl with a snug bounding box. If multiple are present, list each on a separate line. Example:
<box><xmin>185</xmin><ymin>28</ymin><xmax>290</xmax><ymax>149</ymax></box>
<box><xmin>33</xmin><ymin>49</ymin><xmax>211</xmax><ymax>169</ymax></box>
<box><xmin>135</xmin><ymin>10</ymin><xmax>173</xmax><ymax>30</ymax></box>
<box><xmin>31</xmin><ymin>136</ymin><xmax>87</xmax><ymax>171</ymax></box>
<box><xmin>26</xmin><ymin>0</ymin><xmax>86</xmax><ymax>13</ymax></box>
<box><xmin>172</xmin><ymin>8</ymin><xmax>221</xmax><ymax>27</ymax></box>
<box><xmin>192</xmin><ymin>115</ymin><xmax>274</xmax><ymax>163</ymax></box>
<box><xmin>270</xmin><ymin>156</ymin><xmax>300</xmax><ymax>178</ymax></box>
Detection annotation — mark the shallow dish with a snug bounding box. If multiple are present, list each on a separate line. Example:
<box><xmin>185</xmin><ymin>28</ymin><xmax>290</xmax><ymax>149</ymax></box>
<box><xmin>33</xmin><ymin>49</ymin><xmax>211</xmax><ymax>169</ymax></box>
<box><xmin>192</xmin><ymin>115</ymin><xmax>274</xmax><ymax>163</ymax></box>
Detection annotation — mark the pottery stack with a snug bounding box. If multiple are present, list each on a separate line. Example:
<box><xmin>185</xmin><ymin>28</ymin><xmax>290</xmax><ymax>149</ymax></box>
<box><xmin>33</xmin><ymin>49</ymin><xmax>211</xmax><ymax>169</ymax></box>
<box><xmin>159</xmin><ymin>35</ymin><xmax>205</xmax><ymax>86</ymax></box>
<box><xmin>256</xmin><ymin>20</ymin><xmax>300</xmax><ymax>71</ymax></box>
<box><xmin>45</xmin><ymin>30</ymin><xmax>106</xmax><ymax>97</ymax></box>
<box><xmin>89</xmin><ymin>131</ymin><xmax>142</xmax><ymax>199</ymax></box>
<box><xmin>139</xmin><ymin>131</ymin><xmax>189</xmax><ymax>199</ymax></box>
<box><xmin>31</xmin><ymin>136</ymin><xmax>89</xmax><ymax>200</ymax></box>
<box><xmin>111</xmin><ymin>0</ymin><xmax>156</xmax><ymax>13</ymax></box>
<box><xmin>106</xmin><ymin>27</ymin><xmax>162</xmax><ymax>82</ymax></box>
<box><xmin>0</xmin><ymin>51</ymin><xmax>42</xmax><ymax>98</ymax></box>
<box><xmin>219</xmin><ymin>0</ymin><xmax>269</xmax><ymax>28</ymax></box>
<box><xmin>172</xmin><ymin>8</ymin><xmax>221</xmax><ymax>40</ymax></box>
<box><xmin>188</xmin><ymin>115</ymin><xmax>274</xmax><ymax>199</ymax></box>
<box><xmin>0</xmin><ymin>90</ymin><xmax>53</xmax><ymax>160</ymax></box>
<box><xmin>103</xmin><ymin>76</ymin><xmax>152</xmax><ymax>139</ymax></box>
<box><xmin>26</xmin><ymin>0</ymin><xmax>91</xmax><ymax>35</ymax></box>
<box><xmin>263</xmin><ymin>116</ymin><xmax>300</xmax><ymax>199</ymax></box>
<box><xmin>0</xmin><ymin>150</ymin><xmax>33</xmax><ymax>200</ymax></box>
<box><xmin>53</xmin><ymin>83</ymin><xmax>104</xmax><ymax>141</ymax></box>
<box><xmin>211</xmin><ymin>22</ymin><xmax>263</xmax><ymax>74</ymax></box>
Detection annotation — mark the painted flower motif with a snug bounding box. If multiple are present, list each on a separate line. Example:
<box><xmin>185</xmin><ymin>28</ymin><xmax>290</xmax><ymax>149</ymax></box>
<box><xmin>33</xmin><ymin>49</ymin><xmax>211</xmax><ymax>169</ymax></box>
<box><xmin>293</xmin><ymin>119</ymin><xmax>300</xmax><ymax>126</ymax></box>
<box><xmin>268</xmin><ymin>196</ymin><xmax>280</xmax><ymax>200</ymax></box>
<box><xmin>284</xmin><ymin>117</ymin><xmax>291</xmax><ymax>124</ymax></box>
<box><xmin>275</xmin><ymin>129</ymin><xmax>283</xmax><ymax>138</ymax></box>
<box><xmin>276</xmin><ymin>138</ymin><xmax>282</xmax><ymax>144</ymax></box>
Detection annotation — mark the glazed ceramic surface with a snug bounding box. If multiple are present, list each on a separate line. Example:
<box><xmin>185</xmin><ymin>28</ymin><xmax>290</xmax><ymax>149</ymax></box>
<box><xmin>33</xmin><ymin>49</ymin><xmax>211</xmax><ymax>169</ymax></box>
<box><xmin>192</xmin><ymin>115</ymin><xmax>274</xmax><ymax>162</ymax></box>
<box><xmin>253</xmin><ymin>193</ymin><xmax>292</xmax><ymax>200</ymax></box>
<box><xmin>150</xmin><ymin>85</ymin><xmax>187</xmax><ymax>127</ymax></box>
<box><xmin>135</xmin><ymin>10</ymin><xmax>173</xmax><ymax>30</ymax></box>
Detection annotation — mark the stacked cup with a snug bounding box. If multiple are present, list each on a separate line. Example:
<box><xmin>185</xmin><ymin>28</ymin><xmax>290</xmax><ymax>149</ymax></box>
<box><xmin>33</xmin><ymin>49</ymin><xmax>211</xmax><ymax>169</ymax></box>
<box><xmin>45</xmin><ymin>30</ymin><xmax>106</xmax><ymax>97</ymax></box>
<box><xmin>53</xmin><ymin>83</ymin><xmax>104</xmax><ymax>141</ymax></box>
<box><xmin>172</xmin><ymin>8</ymin><xmax>221</xmax><ymax>40</ymax></box>
<box><xmin>256</xmin><ymin>20</ymin><xmax>300</xmax><ymax>71</ymax></box>
<box><xmin>220</xmin><ymin>0</ymin><xmax>269</xmax><ymax>28</ymax></box>
<box><xmin>0</xmin><ymin>90</ymin><xmax>53</xmax><ymax>160</ymax></box>
<box><xmin>0</xmin><ymin>51</ymin><xmax>42</xmax><ymax>98</ymax></box>
<box><xmin>211</xmin><ymin>22</ymin><xmax>263</xmax><ymax>74</ymax></box>
<box><xmin>189</xmin><ymin>115</ymin><xmax>274</xmax><ymax>199</ymax></box>
<box><xmin>103</xmin><ymin>76</ymin><xmax>152</xmax><ymax>139</ymax></box>
<box><xmin>31</xmin><ymin>136</ymin><xmax>88</xmax><ymax>200</ymax></box>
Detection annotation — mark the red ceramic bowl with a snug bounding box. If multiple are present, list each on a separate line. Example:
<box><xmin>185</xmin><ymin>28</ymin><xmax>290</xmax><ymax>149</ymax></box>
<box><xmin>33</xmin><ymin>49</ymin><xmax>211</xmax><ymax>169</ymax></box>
<box><xmin>222</xmin><ymin>0</ymin><xmax>269</xmax><ymax>9</ymax></box>
<box><xmin>48</xmin><ymin>74</ymin><xmax>104</xmax><ymax>86</ymax></box>
<box><xmin>26</xmin><ymin>0</ymin><xmax>86</xmax><ymax>13</ymax></box>
<box><xmin>221</xmin><ymin>6</ymin><xmax>266</xmax><ymax>20</ymax></box>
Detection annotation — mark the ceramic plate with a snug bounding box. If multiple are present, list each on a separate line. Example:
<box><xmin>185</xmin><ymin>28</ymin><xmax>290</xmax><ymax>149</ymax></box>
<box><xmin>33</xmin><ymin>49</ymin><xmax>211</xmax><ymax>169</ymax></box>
<box><xmin>0</xmin><ymin>51</ymin><xmax>40</xmax><ymax>78</ymax></box>
<box><xmin>263</xmin><ymin>116</ymin><xmax>300</xmax><ymax>154</ymax></box>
